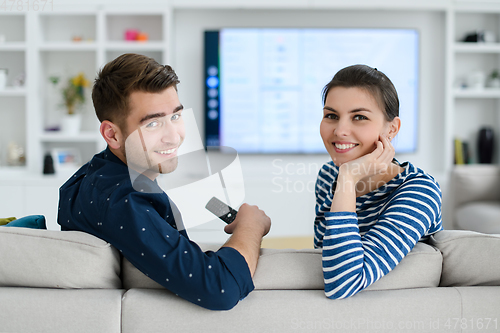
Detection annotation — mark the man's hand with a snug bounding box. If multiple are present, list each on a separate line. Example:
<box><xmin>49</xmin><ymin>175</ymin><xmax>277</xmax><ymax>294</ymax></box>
<box><xmin>224</xmin><ymin>203</ymin><xmax>271</xmax><ymax>236</ymax></box>
<box><xmin>221</xmin><ymin>203</ymin><xmax>271</xmax><ymax>277</ymax></box>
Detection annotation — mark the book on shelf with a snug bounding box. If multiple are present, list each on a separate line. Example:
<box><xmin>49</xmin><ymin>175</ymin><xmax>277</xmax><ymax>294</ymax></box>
<box><xmin>454</xmin><ymin>138</ymin><xmax>471</xmax><ymax>165</ymax></box>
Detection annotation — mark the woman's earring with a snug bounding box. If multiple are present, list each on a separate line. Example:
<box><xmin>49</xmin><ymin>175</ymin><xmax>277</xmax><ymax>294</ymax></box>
<box><xmin>388</xmin><ymin>136</ymin><xmax>392</xmax><ymax>140</ymax></box>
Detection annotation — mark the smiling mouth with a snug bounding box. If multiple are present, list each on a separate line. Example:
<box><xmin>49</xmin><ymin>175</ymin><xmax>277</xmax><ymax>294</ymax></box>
<box><xmin>334</xmin><ymin>143</ymin><xmax>358</xmax><ymax>150</ymax></box>
<box><xmin>155</xmin><ymin>148</ymin><xmax>177</xmax><ymax>155</ymax></box>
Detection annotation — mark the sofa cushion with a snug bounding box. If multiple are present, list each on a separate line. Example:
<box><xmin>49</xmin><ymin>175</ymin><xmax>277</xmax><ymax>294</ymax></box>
<box><xmin>0</xmin><ymin>288</ymin><xmax>124</xmax><ymax>333</ymax></box>
<box><xmin>0</xmin><ymin>227</ymin><xmax>121</xmax><ymax>289</ymax></box>
<box><xmin>121</xmin><ymin>288</ymin><xmax>462</xmax><ymax>333</ymax></box>
<box><xmin>122</xmin><ymin>242</ymin><xmax>442</xmax><ymax>292</ymax></box>
<box><xmin>430</xmin><ymin>230</ymin><xmax>500</xmax><ymax>287</ymax></box>
<box><xmin>122</xmin><ymin>257</ymin><xmax>164</xmax><ymax>289</ymax></box>
<box><xmin>253</xmin><ymin>242</ymin><xmax>442</xmax><ymax>291</ymax></box>
<box><xmin>456</xmin><ymin>202</ymin><xmax>500</xmax><ymax>234</ymax></box>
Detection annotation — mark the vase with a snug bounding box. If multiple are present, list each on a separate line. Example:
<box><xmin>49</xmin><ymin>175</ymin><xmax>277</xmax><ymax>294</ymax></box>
<box><xmin>61</xmin><ymin>114</ymin><xmax>82</xmax><ymax>135</ymax></box>
<box><xmin>478</xmin><ymin>127</ymin><xmax>494</xmax><ymax>164</ymax></box>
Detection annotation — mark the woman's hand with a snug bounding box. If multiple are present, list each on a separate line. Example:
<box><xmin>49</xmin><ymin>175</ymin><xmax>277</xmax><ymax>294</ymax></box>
<box><xmin>337</xmin><ymin>135</ymin><xmax>395</xmax><ymax>184</ymax></box>
<box><xmin>330</xmin><ymin>136</ymin><xmax>395</xmax><ymax>213</ymax></box>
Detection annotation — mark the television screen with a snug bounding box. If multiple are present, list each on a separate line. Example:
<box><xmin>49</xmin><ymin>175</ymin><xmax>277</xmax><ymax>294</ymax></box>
<box><xmin>204</xmin><ymin>28</ymin><xmax>419</xmax><ymax>154</ymax></box>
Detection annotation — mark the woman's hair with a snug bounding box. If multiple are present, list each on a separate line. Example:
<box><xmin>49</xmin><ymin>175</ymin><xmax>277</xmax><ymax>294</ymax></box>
<box><xmin>322</xmin><ymin>64</ymin><xmax>399</xmax><ymax>121</ymax></box>
<box><xmin>92</xmin><ymin>53</ymin><xmax>180</xmax><ymax>130</ymax></box>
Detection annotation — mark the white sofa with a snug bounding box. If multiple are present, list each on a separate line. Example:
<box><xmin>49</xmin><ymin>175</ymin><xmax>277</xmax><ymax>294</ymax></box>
<box><xmin>449</xmin><ymin>165</ymin><xmax>500</xmax><ymax>234</ymax></box>
<box><xmin>1</xmin><ymin>227</ymin><xmax>500</xmax><ymax>333</ymax></box>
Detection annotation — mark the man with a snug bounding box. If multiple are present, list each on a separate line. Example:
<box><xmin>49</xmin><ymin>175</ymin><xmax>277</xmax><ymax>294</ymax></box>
<box><xmin>58</xmin><ymin>53</ymin><xmax>271</xmax><ymax>310</ymax></box>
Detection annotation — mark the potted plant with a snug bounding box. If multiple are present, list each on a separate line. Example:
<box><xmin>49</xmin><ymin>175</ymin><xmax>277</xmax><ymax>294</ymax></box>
<box><xmin>60</xmin><ymin>72</ymin><xmax>90</xmax><ymax>134</ymax></box>
<box><xmin>488</xmin><ymin>69</ymin><xmax>500</xmax><ymax>88</ymax></box>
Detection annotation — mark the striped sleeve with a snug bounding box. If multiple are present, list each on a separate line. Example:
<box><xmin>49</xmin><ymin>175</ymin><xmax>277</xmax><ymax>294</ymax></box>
<box><xmin>314</xmin><ymin>163</ymin><xmax>337</xmax><ymax>249</ymax></box>
<box><xmin>321</xmin><ymin>176</ymin><xmax>442</xmax><ymax>299</ymax></box>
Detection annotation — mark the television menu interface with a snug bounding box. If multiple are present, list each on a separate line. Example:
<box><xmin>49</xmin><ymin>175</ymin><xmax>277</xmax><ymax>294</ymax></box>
<box><xmin>205</xmin><ymin>28</ymin><xmax>419</xmax><ymax>154</ymax></box>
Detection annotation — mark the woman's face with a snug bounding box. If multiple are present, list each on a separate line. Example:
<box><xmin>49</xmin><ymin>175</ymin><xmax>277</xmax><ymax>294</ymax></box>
<box><xmin>320</xmin><ymin>86</ymin><xmax>397</xmax><ymax>166</ymax></box>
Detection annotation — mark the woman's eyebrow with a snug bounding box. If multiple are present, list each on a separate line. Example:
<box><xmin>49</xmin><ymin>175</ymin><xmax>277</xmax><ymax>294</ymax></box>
<box><xmin>350</xmin><ymin>108</ymin><xmax>372</xmax><ymax>113</ymax></box>
<box><xmin>323</xmin><ymin>106</ymin><xmax>372</xmax><ymax>113</ymax></box>
<box><xmin>323</xmin><ymin>106</ymin><xmax>337</xmax><ymax>112</ymax></box>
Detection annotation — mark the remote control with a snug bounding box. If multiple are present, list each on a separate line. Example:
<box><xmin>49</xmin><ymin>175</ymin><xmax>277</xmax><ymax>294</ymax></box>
<box><xmin>205</xmin><ymin>197</ymin><xmax>238</xmax><ymax>224</ymax></box>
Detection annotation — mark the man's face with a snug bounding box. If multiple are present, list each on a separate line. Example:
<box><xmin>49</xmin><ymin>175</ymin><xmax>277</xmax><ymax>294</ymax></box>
<box><xmin>121</xmin><ymin>87</ymin><xmax>185</xmax><ymax>178</ymax></box>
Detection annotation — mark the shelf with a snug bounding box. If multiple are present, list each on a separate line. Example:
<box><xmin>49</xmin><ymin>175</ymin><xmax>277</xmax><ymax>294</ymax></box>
<box><xmin>0</xmin><ymin>169</ymin><xmax>75</xmax><ymax>185</ymax></box>
<box><xmin>105</xmin><ymin>41</ymin><xmax>164</xmax><ymax>51</ymax></box>
<box><xmin>454</xmin><ymin>43</ymin><xmax>500</xmax><ymax>53</ymax></box>
<box><xmin>0</xmin><ymin>87</ymin><xmax>26</xmax><ymax>96</ymax></box>
<box><xmin>39</xmin><ymin>42</ymin><xmax>98</xmax><ymax>51</ymax></box>
<box><xmin>40</xmin><ymin>132</ymin><xmax>101</xmax><ymax>142</ymax></box>
<box><xmin>0</xmin><ymin>42</ymin><xmax>26</xmax><ymax>51</ymax></box>
<box><xmin>454</xmin><ymin>88</ymin><xmax>500</xmax><ymax>98</ymax></box>
<box><xmin>0</xmin><ymin>166</ymin><xmax>27</xmax><ymax>173</ymax></box>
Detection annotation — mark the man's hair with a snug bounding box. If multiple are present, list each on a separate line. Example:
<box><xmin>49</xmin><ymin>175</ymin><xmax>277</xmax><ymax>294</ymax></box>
<box><xmin>92</xmin><ymin>53</ymin><xmax>180</xmax><ymax>129</ymax></box>
<box><xmin>322</xmin><ymin>64</ymin><xmax>399</xmax><ymax>121</ymax></box>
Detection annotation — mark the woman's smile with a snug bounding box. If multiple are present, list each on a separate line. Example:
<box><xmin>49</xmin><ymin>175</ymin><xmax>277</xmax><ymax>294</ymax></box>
<box><xmin>333</xmin><ymin>141</ymin><xmax>359</xmax><ymax>153</ymax></box>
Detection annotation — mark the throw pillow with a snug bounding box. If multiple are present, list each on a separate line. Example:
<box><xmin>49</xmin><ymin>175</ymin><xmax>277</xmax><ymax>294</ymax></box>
<box><xmin>0</xmin><ymin>217</ymin><xmax>16</xmax><ymax>226</ymax></box>
<box><xmin>0</xmin><ymin>215</ymin><xmax>46</xmax><ymax>229</ymax></box>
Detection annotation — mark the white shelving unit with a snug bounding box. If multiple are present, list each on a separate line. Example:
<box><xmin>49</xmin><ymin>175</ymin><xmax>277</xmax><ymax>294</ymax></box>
<box><xmin>444</xmin><ymin>2</ymin><xmax>500</xmax><ymax>170</ymax></box>
<box><xmin>0</xmin><ymin>8</ymin><xmax>172</xmax><ymax>177</ymax></box>
<box><xmin>0</xmin><ymin>12</ymin><xmax>28</xmax><ymax>172</ymax></box>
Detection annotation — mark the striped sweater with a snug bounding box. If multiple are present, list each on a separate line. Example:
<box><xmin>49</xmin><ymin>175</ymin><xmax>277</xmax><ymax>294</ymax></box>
<box><xmin>314</xmin><ymin>160</ymin><xmax>442</xmax><ymax>299</ymax></box>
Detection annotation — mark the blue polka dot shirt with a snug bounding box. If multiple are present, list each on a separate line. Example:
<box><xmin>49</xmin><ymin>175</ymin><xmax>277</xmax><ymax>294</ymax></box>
<box><xmin>58</xmin><ymin>147</ymin><xmax>254</xmax><ymax>310</ymax></box>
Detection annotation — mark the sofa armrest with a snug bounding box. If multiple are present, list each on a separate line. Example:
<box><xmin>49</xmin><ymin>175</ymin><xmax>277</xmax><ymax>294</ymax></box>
<box><xmin>451</xmin><ymin>165</ymin><xmax>500</xmax><ymax>207</ymax></box>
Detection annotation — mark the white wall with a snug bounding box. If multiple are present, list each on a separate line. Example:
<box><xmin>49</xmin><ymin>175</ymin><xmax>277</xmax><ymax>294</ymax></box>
<box><xmin>171</xmin><ymin>9</ymin><xmax>448</xmax><ymax>241</ymax></box>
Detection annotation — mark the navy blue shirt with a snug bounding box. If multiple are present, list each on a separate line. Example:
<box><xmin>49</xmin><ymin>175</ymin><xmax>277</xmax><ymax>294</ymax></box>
<box><xmin>58</xmin><ymin>147</ymin><xmax>254</xmax><ymax>310</ymax></box>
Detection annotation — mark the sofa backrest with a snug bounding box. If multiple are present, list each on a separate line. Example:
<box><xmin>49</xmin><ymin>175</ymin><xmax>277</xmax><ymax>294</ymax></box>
<box><xmin>0</xmin><ymin>227</ymin><xmax>121</xmax><ymax>289</ymax></box>
<box><xmin>3</xmin><ymin>227</ymin><xmax>498</xmax><ymax>292</ymax></box>
<box><xmin>122</xmin><ymin>241</ymin><xmax>443</xmax><ymax>292</ymax></box>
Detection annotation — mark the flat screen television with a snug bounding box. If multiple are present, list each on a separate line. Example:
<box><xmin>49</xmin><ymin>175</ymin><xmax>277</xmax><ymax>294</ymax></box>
<box><xmin>204</xmin><ymin>28</ymin><xmax>419</xmax><ymax>154</ymax></box>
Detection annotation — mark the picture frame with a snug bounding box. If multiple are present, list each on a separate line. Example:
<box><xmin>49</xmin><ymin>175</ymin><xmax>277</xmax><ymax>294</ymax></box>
<box><xmin>51</xmin><ymin>148</ymin><xmax>81</xmax><ymax>173</ymax></box>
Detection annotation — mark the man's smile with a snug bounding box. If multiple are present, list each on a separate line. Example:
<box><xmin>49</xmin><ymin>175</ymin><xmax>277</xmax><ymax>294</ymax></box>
<box><xmin>155</xmin><ymin>147</ymin><xmax>177</xmax><ymax>155</ymax></box>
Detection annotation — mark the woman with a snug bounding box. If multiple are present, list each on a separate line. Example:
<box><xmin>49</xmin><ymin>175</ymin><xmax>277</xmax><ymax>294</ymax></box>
<box><xmin>314</xmin><ymin>65</ymin><xmax>442</xmax><ymax>299</ymax></box>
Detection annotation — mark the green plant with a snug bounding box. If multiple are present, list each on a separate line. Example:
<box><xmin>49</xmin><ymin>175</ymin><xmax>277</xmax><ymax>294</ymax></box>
<box><xmin>490</xmin><ymin>69</ymin><xmax>499</xmax><ymax>79</ymax></box>
<box><xmin>62</xmin><ymin>72</ymin><xmax>90</xmax><ymax>114</ymax></box>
